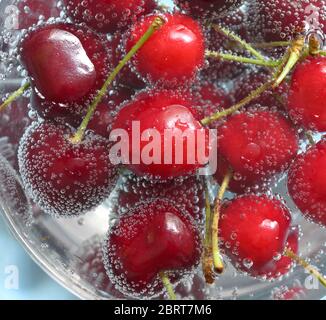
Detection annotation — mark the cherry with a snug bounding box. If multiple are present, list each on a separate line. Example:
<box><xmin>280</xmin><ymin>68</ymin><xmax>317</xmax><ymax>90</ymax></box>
<box><xmin>256</xmin><ymin>226</ymin><xmax>299</xmax><ymax>280</ymax></box>
<box><xmin>20</xmin><ymin>23</ymin><xmax>110</xmax><ymax>123</ymax></box>
<box><xmin>18</xmin><ymin>121</ymin><xmax>118</xmax><ymax>217</ymax></box>
<box><xmin>105</xmin><ymin>199</ymin><xmax>201</xmax><ymax>297</ymax></box>
<box><xmin>216</xmin><ymin>109</ymin><xmax>299</xmax><ymax>188</ymax></box>
<box><xmin>112</xmin><ymin>89</ymin><xmax>208</xmax><ymax>179</ymax></box>
<box><xmin>287</xmin><ymin>56</ymin><xmax>326</xmax><ymax>132</ymax></box>
<box><xmin>114</xmin><ymin>174</ymin><xmax>205</xmax><ymax>221</ymax></box>
<box><xmin>175</xmin><ymin>0</ymin><xmax>244</xmax><ymax>20</ymax></box>
<box><xmin>232</xmin><ymin>70</ymin><xmax>289</xmax><ymax>111</ymax></box>
<box><xmin>108</xmin><ymin>34</ymin><xmax>145</xmax><ymax>89</ymax></box>
<box><xmin>219</xmin><ymin>195</ymin><xmax>292</xmax><ymax>274</ymax></box>
<box><xmin>288</xmin><ymin>139</ymin><xmax>326</xmax><ymax>227</ymax></box>
<box><xmin>125</xmin><ymin>13</ymin><xmax>205</xmax><ymax>88</ymax></box>
<box><xmin>191</xmin><ymin>81</ymin><xmax>231</xmax><ymax>122</ymax></box>
<box><xmin>64</xmin><ymin>0</ymin><xmax>157</xmax><ymax>34</ymax></box>
<box><xmin>248</xmin><ymin>0</ymin><xmax>326</xmax><ymax>43</ymax></box>
<box><xmin>17</xmin><ymin>0</ymin><xmax>60</xmax><ymax>30</ymax></box>
<box><xmin>77</xmin><ymin>236</ymin><xmax>123</xmax><ymax>298</ymax></box>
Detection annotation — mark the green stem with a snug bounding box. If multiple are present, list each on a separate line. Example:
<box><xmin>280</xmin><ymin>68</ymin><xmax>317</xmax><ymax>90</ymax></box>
<box><xmin>159</xmin><ymin>272</ymin><xmax>177</xmax><ymax>300</ymax></box>
<box><xmin>0</xmin><ymin>82</ymin><xmax>30</xmax><ymax>112</ymax></box>
<box><xmin>318</xmin><ymin>50</ymin><xmax>326</xmax><ymax>56</ymax></box>
<box><xmin>285</xmin><ymin>248</ymin><xmax>326</xmax><ymax>289</ymax></box>
<box><xmin>201</xmin><ymin>80</ymin><xmax>273</xmax><ymax>126</ymax></box>
<box><xmin>205</xmin><ymin>50</ymin><xmax>280</xmax><ymax>67</ymax></box>
<box><xmin>252</xmin><ymin>41</ymin><xmax>291</xmax><ymax>48</ymax></box>
<box><xmin>212</xmin><ymin>169</ymin><xmax>232</xmax><ymax>273</ymax></box>
<box><xmin>273</xmin><ymin>37</ymin><xmax>305</xmax><ymax>87</ymax></box>
<box><xmin>70</xmin><ymin>16</ymin><xmax>165</xmax><ymax>144</ymax></box>
<box><xmin>212</xmin><ymin>24</ymin><xmax>265</xmax><ymax>61</ymax></box>
<box><xmin>305</xmin><ymin>131</ymin><xmax>315</xmax><ymax>146</ymax></box>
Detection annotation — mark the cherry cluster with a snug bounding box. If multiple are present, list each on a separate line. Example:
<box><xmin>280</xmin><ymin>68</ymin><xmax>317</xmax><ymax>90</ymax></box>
<box><xmin>1</xmin><ymin>0</ymin><xmax>326</xmax><ymax>299</ymax></box>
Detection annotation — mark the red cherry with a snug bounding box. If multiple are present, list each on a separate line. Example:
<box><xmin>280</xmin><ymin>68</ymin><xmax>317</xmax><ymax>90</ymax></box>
<box><xmin>256</xmin><ymin>226</ymin><xmax>299</xmax><ymax>280</ymax></box>
<box><xmin>216</xmin><ymin>109</ymin><xmax>299</xmax><ymax>187</ymax></box>
<box><xmin>63</xmin><ymin>0</ymin><xmax>157</xmax><ymax>34</ymax></box>
<box><xmin>20</xmin><ymin>23</ymin><xmax>110</xmax><ymax>123</ymax></box>
<box><xmin>248</xmin><ymin>0</ymin><xmax>326</xmax><ymax>42</ymax></box>
<box><xmin>112</xmin><ymin>89</ymin><xmax>208</xmax><ymax>179</ymax></box>
<box><xmin>287</xmin><ymin>56</ymin><xmax>326</xmax><ymax>132</ymax></box>
<box><xmin>288</xmin><ymin>139</ymin><xmax>326</xmax><ymax>227</ymax></box>
<box><xmin>125</xmin><ymin>13</ymin><xmax>205</xmax><ymax>88</ymax></box>
<box><xmin>18</xmin><ymin>121</ymin><xmax>118</xmax><ymax>217</ymax></box>
<box><xmin>219</xmin><ymin>195</ymin><xmax>292</xmax><ymax>274</ymax></box>
<box><xmin>17</xmin><ymin>0</ymin><xmax>60</xmax><ymax>30</ymax></box>
<box><xmin>175</xmin><ymin>0</ymin><xmax>244</xmax><ymax>20</ymax></box>
<box><xmin>105</xmin><ymin>199</ymin><xmax>201</xmax><ymax>297</ymax></box>
<box><xmin>114</xmin><ymin>174</ymin><xmax>205</xmax><ymax>221</ymax></box>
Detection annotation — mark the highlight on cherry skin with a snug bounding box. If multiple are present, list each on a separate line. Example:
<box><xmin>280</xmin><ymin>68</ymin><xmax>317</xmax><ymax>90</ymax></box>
<box><xmin>1</xmin><ymin>0</ymin><xmax>326</xmax><ymax>300</ymax></box>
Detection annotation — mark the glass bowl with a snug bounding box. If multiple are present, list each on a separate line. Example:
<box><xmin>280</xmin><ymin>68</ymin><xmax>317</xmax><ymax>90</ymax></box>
<box><xmin>0</xmin><ymin>0</ymin><xmax>325</xmax><ymax>300</ymax></box>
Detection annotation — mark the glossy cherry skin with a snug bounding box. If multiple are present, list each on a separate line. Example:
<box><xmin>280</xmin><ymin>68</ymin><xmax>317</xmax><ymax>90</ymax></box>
<box><xmin>219</xmin><ymin>195</ymin><xmax>292</xmax><ymax>274</ymax></box>
<box><xmin>248</xmin><ymin>0</ymin><xmax>326</xmax><ymax>42</ymax></box>
<box><xmin>17</xmin><ymin>0</ymin><xmax>60</xmax><ymax>29</ymax></box>
<box><xmin>255</xmin><ymin>226</ymin><xmax>299</xmax><ymax>280</ymax></box>
<box><xmin>20</xmin><ymin>23</ymin><xmax>110</xmax><ymax>123</ymax></box>
<box><xmin>288</xmin><ymin>139</ymin><xmax>326</xmax><ymax>227</ymax></box>
<box><xmin>106</xmin><ymin>199</ymin><xmax>201</xmax><ymax>297</ymax></box>
<box><xmin>125</xmin><ymin>13</ymin><xmax>205</xmax><ymax>88</ymax></box>
<box><xmin>216</xmin><ymin>109</ymin><xmax>299</xmax><ymax>187</ymax></box>
<box><xmin>64</xmin><ymin>0</ymin><xmax>156</xmax><ymax>34</ymax></box>
<box><xmin>287</xmin><ymin>57</ymin><xmax>326</xmax><ymax>132</ymax></box>
<box><xmin>18</xmin><ymin>121</ymin><xmax>118</xmax><ymax>217</ymax></box>
<box><xmin>114</xmin><ymin>173</ymin><xmax>205</xmax><ymax>221</ymax></box>
<box><xmin>175</xmin><ymin>0</ymin><xmax>244</xmax><ymax>19</ymax></box>
<box><xmin>112</xmin><ymin>89</ymin><xmax>209</xmax><ymax>179</ymax></box>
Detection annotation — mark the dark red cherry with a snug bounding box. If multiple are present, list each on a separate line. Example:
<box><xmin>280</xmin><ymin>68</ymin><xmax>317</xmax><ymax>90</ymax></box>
<box><xmin>287</xmin><ymin>56</ymin><xmax>326</xmax><ymax>132</ymax></box>
<box><xmin>288</xmin><ymin>139</ymin><xmax>326</xmax><ymax>227</ymax></box>
<box><xmin>17</xmin><ymin>0</ymin><xmax>60</xmax><ymax>29</ymax></box>
<box><xmin>191</xmin><ymin>82</ymin><xmax>231</xmax><ymax>122</ymax></box>
<box><xmin>217</xmin><ymin>109</ymin><xmax>299</xmax><ymax>186</ymax></box>
<box><xmin>20</xmin><ymin>23</ymin><xmax>110</xmax><ymax>123</ymax></box>
<box><xmin>175</xmin><ymin>0</ymin><xmax>244</xmax><ymax>20</ymax></box>
<box><xmin>232</xmin><ymin>70</ymin><xmax>289</xmax><ymax>111</ymax></box>
<box><xmin>256</xmin><ymin>226</ymin><xmax>299</xmax><ymax>279</ymax></box>
<box><xmin>18</xmin><ymin>121</ymin><xmax>118</xmax><ymax>217</ymax></box>
<box><xmin>64</xmin><ymin>0</ymin><xmax>156</xmax><ymax>34</ymax></box>
<box><xmin>248</xmin><ymin>0</ymin><xmax>326</xmax><ymax>42</ymax></box>
<box><xmin>219</xmin><ymin>195</ymin><xmax>292</xmax><ymax>274</ymax></box>
<box><xmin>125</xmin><ymin>13</ymin><xmax>205</xmax><ymax>88</ymax></box>
<box><xmin>114</xmin><ymin>174</ymin><xmax>205</xmax><ymax>221</ymax></box>
<box><xmin>112</xmin><ymin>89</ymin><xmax>209</xmax><ymax>179</ymax></box>
<box><xmin>105</xmin><ymin>199</ymin><xmax>201</xmax><ymax>297</ymax></box>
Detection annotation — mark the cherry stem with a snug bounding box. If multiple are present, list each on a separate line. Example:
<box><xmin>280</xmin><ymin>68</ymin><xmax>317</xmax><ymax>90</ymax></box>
<box><xmin>212</xmin><ymin>24</ymin><xmax>265</xmax><ymax>61</ymax></box>
<box><xmin>273</xmin><ymin>37</ymin><xmax>305</xmax><ymax>88</ymax></box>
<box><xmin>201</xmin><ymin>80</ymin><xmax>273</xmax><ymax>126</ymax></box>
<box><xmin>305</xmin><ymin>131</ymin><xmax>315</xmax><ymax>146</ymax></box>
<box><xmin>0</xmin><ymin>82</ymin><xmax>30</xmax><ymax>112</ymax></box>
<box><xmin>319</xmin><ymin>51</ymin><xmax>326</xmax><ymax>56</ymax></box>
<box><xmin>285</xmin><ymin>248</ymin><xmax>326</xmax><ymax>289</ymax></box>
<box><xmin>252</xmin><ymin>41</ymin><xmax>292</xmax><ymax>48</ymax></box>
<box><xmin>212</xmin><ymin>168</ymin><xmax>232</xmax><ymax>273</ymax></box>
<box><xmin>205</xmin><ymin>50</ymin><xmax>280</xmax><ymax>67</ymax></box>
<box><xmin>202</xmin><ymin>188</ymin><xmax>215</xmax><ymax>284</ymax></box>
<box><xmin>308</xmin><ymin>34</ymin><xmax>322</xmax><ymax>56</ymax></box>
<box><xmin>69</xmin><ymin>16</ymin><xmax>165</xmax><ymax>144</ymax></box>
<box><xmin>159</xmin><ymin>271</ymin><xmax>177</xmax><ymax>300</ymax></box>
